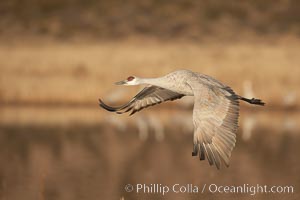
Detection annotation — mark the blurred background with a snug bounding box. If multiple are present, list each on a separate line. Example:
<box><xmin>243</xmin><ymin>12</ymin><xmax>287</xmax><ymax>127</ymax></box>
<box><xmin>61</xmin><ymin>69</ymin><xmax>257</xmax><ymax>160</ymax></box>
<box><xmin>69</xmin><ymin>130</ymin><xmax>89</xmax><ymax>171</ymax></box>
<box><xmin>0</xmin><ymin>0</ymin><xmax>299</xmax><ymax>199</ymax></box>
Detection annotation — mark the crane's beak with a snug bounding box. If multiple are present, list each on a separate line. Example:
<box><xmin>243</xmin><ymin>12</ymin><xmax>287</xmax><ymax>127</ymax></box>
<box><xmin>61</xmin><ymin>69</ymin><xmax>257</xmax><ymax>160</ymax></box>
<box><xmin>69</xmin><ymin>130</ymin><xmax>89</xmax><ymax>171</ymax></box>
<box><xmin>115</xmin><ymin>80</ymin><xmax>128</xmax><ymax>85</ymax></box>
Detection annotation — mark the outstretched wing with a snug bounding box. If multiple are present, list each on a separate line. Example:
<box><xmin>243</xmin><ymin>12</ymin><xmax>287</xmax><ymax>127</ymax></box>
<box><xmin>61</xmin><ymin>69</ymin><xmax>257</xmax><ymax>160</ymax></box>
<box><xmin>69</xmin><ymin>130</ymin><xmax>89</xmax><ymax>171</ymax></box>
<box><xmin>191</xmin><ymin>84</ymin><xmax>239</xmax><ymax>169</ymax></box>
<box><xmin>99</xmin><ymin>86</ymin><xmax>185</xmax><ymax>115</ymax></box>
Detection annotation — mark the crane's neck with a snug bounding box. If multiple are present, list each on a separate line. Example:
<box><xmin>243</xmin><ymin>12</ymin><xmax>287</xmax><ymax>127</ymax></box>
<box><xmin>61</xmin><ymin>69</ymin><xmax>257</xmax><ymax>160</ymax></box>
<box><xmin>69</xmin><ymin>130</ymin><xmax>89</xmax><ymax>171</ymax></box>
<box><xmin>139</xmin><ymin>77</ymin><xmax>171</xmax><ymax>89</ymax></box>
<box><xmin>137</xmin><ymin>75</ymin><xmax>193</xmax><ymax>96</ymax></box>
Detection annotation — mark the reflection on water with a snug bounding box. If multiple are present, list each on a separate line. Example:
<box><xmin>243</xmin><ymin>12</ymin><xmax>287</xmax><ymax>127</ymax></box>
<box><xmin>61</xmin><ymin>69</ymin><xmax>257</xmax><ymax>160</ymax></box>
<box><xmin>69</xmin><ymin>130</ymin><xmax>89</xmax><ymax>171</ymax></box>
<box><xmin>0</xmin><ymin>107</ymin><xmax>299</xmax><ymax>200</ymax></box>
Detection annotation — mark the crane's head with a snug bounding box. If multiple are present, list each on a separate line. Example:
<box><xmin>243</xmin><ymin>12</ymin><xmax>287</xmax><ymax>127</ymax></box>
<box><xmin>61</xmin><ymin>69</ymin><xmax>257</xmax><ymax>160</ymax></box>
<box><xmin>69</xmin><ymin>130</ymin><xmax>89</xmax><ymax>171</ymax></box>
<box><xmin>115</xmin><ymin>76</ymin><xmax>139</xmax><ymax>85</ymax></box>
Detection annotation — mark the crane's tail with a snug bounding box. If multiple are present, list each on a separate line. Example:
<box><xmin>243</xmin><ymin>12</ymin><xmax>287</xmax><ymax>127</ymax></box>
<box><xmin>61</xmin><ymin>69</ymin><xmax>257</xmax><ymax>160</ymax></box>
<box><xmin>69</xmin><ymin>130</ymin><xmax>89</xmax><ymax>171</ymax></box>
<box><xmin>238</xmin><ymin>96</ymin><xmax>265</xmax><ymax>106</ymax></box>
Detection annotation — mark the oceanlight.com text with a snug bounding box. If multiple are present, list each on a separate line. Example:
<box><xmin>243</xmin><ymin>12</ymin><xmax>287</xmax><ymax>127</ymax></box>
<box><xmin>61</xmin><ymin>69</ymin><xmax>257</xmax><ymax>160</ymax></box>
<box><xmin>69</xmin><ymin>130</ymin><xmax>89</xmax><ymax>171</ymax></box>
<box><xmin>124</xmin><ymin>183</ymin><xmax>294</xmax><ymax>196</ymax></box>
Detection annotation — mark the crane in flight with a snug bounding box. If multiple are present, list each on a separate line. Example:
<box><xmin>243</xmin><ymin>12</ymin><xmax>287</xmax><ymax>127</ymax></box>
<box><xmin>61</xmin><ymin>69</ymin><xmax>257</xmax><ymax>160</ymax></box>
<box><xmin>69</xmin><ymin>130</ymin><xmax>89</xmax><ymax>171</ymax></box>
<box><xmin>99</xmin><ymin>70</ymin><xmax>265</xmax><ymax>169</ymax></box>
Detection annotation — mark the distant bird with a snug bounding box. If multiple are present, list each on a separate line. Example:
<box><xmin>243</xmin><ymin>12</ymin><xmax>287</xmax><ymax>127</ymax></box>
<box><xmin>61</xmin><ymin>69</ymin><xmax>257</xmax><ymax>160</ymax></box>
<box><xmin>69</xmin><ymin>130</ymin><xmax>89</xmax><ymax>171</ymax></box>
<box><xmin>99</xmin><ymin>70</ymin><xmax>265</xmax><ymax>169</ymax></box>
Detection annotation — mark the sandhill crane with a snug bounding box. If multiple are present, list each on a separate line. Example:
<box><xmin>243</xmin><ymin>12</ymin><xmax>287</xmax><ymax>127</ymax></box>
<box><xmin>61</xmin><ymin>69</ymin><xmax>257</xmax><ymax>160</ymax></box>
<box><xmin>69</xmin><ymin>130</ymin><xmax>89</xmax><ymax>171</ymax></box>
<box><xmin>99</xmin><ymin>69</ymin><xmax>265</xmax><ymax>169</ymax></box>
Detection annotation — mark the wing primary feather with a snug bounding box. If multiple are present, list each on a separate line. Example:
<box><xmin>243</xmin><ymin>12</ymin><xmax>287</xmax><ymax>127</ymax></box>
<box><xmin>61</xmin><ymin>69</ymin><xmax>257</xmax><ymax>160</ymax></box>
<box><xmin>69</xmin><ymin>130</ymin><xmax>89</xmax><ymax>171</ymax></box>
<box><xmin>98</xmin><ymin>98</ymin><xmax>133</xmax><ymax>112</ymax></box>
<box><xmin>209</xmin><ymin>144</ymin><xmax>221</xmax><ymax>169</ymax></box>
<box><xmin>99</xmin><ymin>86</ymin><xmax>185</xmax><ymax>116</ymax></box>
<box><xmin>199</xmin><ymin>144</ymin><xmax>206</xmax><ymax>160</ymax></box>
<box><xmin>213</xmin><ymin>143</ymin><xmax>230</xmax><ymax>167</ymax></box>
<box><xmin>203</xmin><ymin>144</ymin><xmax>214</xmax><ymax>165</ymax></box>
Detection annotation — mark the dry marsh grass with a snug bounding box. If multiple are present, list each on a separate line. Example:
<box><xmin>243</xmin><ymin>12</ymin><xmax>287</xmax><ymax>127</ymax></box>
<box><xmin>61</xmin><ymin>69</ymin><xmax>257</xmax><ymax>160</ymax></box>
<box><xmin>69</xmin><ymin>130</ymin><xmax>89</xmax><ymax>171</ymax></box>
<box><xmin>0</xmin><ymin>38</ymin><xmax>299</xmax><ymax>109</ymax></box>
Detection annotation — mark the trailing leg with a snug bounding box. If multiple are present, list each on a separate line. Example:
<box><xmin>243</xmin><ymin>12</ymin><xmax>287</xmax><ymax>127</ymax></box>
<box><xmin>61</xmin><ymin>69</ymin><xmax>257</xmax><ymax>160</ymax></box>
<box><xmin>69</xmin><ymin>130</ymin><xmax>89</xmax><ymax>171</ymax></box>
<box><xmin>238</xmin><ymin>96</ymin><xmax>265</xmax><ymax>106</ymax></box>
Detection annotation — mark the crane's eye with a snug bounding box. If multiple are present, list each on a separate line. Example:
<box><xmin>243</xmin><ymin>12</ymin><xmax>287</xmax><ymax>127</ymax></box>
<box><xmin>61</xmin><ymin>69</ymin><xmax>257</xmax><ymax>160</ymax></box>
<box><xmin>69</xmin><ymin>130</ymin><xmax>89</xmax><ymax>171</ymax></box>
<box><xmin>127</xmin><ymin>76</ymin><xmax>135</xmax><ymax>81</ymax></box>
